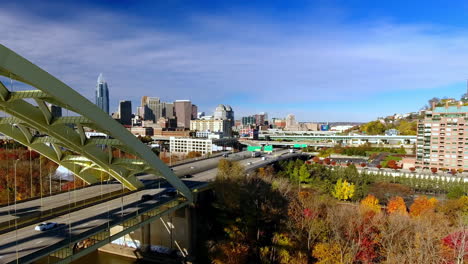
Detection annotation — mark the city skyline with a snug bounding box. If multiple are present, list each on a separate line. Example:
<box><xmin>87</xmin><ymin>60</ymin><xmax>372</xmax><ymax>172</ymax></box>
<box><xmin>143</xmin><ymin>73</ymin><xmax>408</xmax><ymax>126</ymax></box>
<box><xmin>4</xmin><ymin>1</ymin><xmax>468</xmax><ymax>122</ymax></box>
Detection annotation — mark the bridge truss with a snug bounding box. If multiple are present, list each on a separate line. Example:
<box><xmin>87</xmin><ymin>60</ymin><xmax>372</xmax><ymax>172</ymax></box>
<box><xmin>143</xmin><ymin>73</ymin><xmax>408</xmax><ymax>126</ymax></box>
<box><xmin>0</xmin><ymin>44</ymin><xmax>192</xmax><ymax>201</ymax></box>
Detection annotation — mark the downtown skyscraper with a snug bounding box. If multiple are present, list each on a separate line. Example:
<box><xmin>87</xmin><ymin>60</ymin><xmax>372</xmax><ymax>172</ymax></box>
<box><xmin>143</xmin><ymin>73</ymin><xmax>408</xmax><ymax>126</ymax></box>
<box><xmin>95</xmin><ymin>73</ymin><xmax>109</xmax><ymax>114</ymax></box>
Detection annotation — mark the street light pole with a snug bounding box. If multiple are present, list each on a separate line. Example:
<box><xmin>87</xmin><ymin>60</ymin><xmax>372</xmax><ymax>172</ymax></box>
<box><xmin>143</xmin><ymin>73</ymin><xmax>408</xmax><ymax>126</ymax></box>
<box><xmin>14</xmin><ymin>159</ymin><xmax>19</xmax><ymax>263</ymax></box>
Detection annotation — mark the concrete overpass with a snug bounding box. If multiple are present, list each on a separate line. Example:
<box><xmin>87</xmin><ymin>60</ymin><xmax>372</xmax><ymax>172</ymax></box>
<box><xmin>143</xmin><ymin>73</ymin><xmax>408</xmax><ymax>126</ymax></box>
<box><xmin>258</xmin><ymin>134</ymin><xmax>417</xmax><ymax>145</ymax></box>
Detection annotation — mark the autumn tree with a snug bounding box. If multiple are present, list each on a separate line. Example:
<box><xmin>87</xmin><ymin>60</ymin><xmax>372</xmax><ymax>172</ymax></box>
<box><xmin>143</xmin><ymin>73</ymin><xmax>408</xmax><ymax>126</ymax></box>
<box><xmin>187</xmin><ymin>151</ymin><xmax>202</xmax><ymax>159</ymax></box>
<box><xmin>387</xmin><ymin>196</ymin><xmax>408</xmax><ymax>215</ymax></box>
<box><xmin>332</xmin><ymin>179</ymin><xmax>355</xmax><ymax>200</ymax></box>
<box><xmin>409</xmin><ymin>196</ymin><xmax>438</xmax><ymax>217</ymax></box>
<box><xmin>360</xmin><ymin>194</ymin><xmax>381</xmax><ymax>213</ymax></box>
<box><xmin>312</xmin><ymin>242</ymin><xmax>343</xmax><ymax>264</ymax></box>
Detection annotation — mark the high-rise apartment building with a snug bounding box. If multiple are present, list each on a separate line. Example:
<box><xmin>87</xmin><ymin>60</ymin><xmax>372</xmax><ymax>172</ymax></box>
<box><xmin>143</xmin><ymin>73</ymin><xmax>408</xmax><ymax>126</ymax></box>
<box><xmin>174</xmin><ymin>100</ymin><xmax>192</xmax><ymax>128</ymax></box>
<box><xmin>118</xmin><ymin>100</ymin><xmax>132</xmax><ymax>126</ymax></box>
<box><xmin>416</xmin><ymin>100</ymin><xmax>468</xmax><ymax>171</ymax></box>
<box><xmin>95</xmin><ymin>73</ymin><xmax>109</xmax><ymax>114</ymax></box>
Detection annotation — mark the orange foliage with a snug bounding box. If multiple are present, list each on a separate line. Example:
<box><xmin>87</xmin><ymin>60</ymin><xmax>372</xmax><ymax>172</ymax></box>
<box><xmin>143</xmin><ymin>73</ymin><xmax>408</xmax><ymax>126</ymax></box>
<box><xmin>409</xmin><ymin>196</ymin><xmax>438</xmax><ymax>217</ymax></box>
<box><xmin>386</xmin><ymin>196</ymin><xmax>408</xmax><ymax>215</ymax></box>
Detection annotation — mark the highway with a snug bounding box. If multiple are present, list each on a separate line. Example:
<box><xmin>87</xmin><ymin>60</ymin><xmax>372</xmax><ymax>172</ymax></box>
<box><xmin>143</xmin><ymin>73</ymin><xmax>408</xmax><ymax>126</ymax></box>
<box><xmin>0</xmin><ymin>150</ymin><xmax>301</xmax><ymax>263</ymax></box>
<box><xmin>0</xmin><ymin>152</ymin><xmax>251</xmax><ymax>230</ymax></box>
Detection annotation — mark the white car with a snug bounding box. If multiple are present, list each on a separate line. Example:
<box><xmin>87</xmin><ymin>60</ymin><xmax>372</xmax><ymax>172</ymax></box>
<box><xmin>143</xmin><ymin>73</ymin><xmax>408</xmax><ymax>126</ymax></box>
<box><xmin>35</xmin><ymin>222</ymin><xmax>58</xmax><ymax>231</ymax></box>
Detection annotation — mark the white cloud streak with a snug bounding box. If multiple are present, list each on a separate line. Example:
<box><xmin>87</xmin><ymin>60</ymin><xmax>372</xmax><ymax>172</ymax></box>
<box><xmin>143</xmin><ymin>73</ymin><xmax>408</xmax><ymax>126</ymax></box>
<box><xmin>1</xmin><ymin>5</ymin><xmax>468</xmax><ymax>120</ymax></box>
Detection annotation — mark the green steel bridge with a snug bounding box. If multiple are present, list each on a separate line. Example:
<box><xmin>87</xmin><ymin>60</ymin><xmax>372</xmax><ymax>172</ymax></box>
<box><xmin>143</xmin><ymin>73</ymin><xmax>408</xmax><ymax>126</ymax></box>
<box><xmin>0</xmin><ymin>44</ymin><xmax>192</xmax><ymax>202</ymax></box>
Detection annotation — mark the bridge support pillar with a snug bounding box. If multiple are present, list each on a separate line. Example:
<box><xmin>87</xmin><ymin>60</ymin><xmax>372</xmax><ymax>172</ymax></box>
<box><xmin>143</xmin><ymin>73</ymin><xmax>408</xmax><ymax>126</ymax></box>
<box><xmin>140</xmin><ymin>215</ymin><xmax>151</xmax><ymax>252</ymax></box>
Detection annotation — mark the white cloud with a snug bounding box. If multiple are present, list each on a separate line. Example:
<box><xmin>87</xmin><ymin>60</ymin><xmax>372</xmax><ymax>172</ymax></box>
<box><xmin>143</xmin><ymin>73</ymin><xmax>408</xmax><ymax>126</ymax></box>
<box><xmin>2</xmin><ymin>5</ymin><xmax>468</xmax><ymax>120</ymax></box>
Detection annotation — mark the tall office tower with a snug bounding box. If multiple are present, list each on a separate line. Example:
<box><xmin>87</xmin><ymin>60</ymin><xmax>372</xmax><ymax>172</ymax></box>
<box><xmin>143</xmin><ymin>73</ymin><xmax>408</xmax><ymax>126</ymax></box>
<box><xmin>174</xmin><ymin>100</ymin><xmax>192</xmax><ymax>128</ymax></box>
<box><xmin>225</xmin><ymin>105</ymin><xmax>235</xmax><ymax>127</ymax></box>
<box><xmin>214</xmin><ymin>104</ymin><xmax>227</xmax><ymax>120</ymax></box>
<box><xmin>242</xmin><ymin>116</ymin><xmax>256</xmax><ymax>126</ymax></box>
<box><xmin>147</xmin><ymin>97</ymin><xmax>161</xmax><ymax>121</ymax></box>
<box><xmin>118</xmin><ymin>100</ymin><xmax>132</xmax><ymax>125</ymax></box>
<box><xmin>191</xmin><ymin>104</ymin><xmax>198</xmax><ymax>119</ymax></box>
<box><xmin>140</xmin><ymin>96</ymin><xmax>162</xmax><ymax>121</ymax></box>
<box><xmin>95</xmin><ymin>73</ymin><xmax>109</xmax><ymax>114</ymax></box>
<box><xmin>47</xmin><ymin>104</ymin><xmax>62</xmax><ymax>118</ymax></box>
<box><xmin>163</xmin><ymin>102</ymin><xmax>174</xmax><ymax>118</ymax></box>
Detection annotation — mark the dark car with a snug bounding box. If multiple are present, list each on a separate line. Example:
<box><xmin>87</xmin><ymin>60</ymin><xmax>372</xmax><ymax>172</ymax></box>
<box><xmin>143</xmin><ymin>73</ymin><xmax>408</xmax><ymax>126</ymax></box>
<box><xmin>184</xmin><ymin>174</ymin><xmax>194</xmax><ymax>179</ymax></box>
<box><xmin>141</xmin><ymin>194</ymin><xmax>153</xmax><ymax>201</ymax></box>
<box><xmin>161</xmin><ymin>188</ymin><xmax>178</xmax><ymax>198</ymax></box>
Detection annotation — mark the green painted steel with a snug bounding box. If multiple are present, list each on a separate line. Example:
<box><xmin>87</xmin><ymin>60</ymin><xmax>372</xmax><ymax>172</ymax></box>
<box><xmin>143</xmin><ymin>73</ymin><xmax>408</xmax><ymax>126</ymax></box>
<box><xmin>263</xmin><ymin>145</ymin><xmax>273</xmax><ymax>152</ymax></box>
<box><xmin>247</xmin><ymin>146</ymin><xmax>262</xmax><ymax>151</ymax></box>
<box><xmin>0</xmin><ymin>44</ymin><xmax>192</xmax><ymax>201</ymax></box>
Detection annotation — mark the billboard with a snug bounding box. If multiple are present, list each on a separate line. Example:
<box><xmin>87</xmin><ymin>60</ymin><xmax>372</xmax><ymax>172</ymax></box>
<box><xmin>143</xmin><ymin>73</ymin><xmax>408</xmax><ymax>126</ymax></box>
<box><xmin>320</xmin><ymin>124</ymin><xmax>330</xmax><ymax>131</ymax></box>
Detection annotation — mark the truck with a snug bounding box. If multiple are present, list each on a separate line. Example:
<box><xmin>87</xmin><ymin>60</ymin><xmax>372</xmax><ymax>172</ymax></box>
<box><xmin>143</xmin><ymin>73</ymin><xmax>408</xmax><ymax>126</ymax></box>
<box><xmin>251</xmin><ymin>151</ymin><xmax>261</xmax><ymax>158</ymax></box>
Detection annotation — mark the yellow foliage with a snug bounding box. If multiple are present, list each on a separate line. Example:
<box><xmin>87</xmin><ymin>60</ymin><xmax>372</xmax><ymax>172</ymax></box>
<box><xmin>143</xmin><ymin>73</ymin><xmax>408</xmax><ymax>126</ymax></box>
<box><xmin>332</xmin><ymin>179</ymin><xmax>355</xmax><ymax>200</ymax></box>
<box><xmin>312</xmin><ymin>242</ymin><xmax>343</xmax><ymax>264</ymax></box>
<box><xmin>360</xmin><ymin>194</ymin><xmax>381</xmax><ymax>213</ymax></box>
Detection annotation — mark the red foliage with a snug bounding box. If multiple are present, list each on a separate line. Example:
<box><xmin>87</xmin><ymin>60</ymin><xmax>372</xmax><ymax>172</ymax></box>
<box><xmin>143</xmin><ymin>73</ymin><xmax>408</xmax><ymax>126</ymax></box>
<box><xmin>376</xmin><ymin>164</ymin><xmax>382</xmax><ymax>169</ymax></box>
<box><xmin>61</xmin><ymin>182</ymin><xmax>75</xmax><ymax>191</ymax></box>
<box><xmin>303</xmin><ymin>208</ymin><xmax>318</xmax><ymax>219</ymax></box>
<box><xmin>387</xmin><ymin>160</ymin><xmax>397</xmax><ymax>168</ymax></box>
<box><xmin>324</xmin><ymin>158</ymin><xmax>331</xmax><ymax>165</ymax></box>
<box><xmin>360</xmin><ymin>163</ymin><xmax>366</xmax><ymax>168</ymax></box>
<box><xmin>442</xmin><ymin>230</ymin><xmax>468</xmax><ymax>252</ymax></box>
<box><xmin>353</xmin><ymin>211</ymin><xmax>380</xmax><ymax>263</ymax></box>
<box><xmin>331</xmin><ymin>161</ymin><xmax>337</xmax><ymax>166</ymax></box>
<box><xmin>312</xmin><ymin>156</ymin><xmax>320</xmax><ymax>163</ymax></box>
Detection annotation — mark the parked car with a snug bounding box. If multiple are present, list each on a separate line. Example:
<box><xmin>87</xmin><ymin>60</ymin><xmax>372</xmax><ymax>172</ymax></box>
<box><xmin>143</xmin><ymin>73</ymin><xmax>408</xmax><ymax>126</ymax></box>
<box><xmin>184</xmin><ymin>174</ymin><xmax>194</xmax><ymax>179</ymax></box>
<box><xmin>190</xmin><ymin>166</ymin><xmax>195</xmax><ymax>169</ymax></box>
<box><xmin>141</xmin><ymin>194</ymin><xmax>153</xmax><ymax>201</ymax></box>
<box><xmin>35</xmin><ymin>222</ymin><xmax>58</xmax><ymax>231</ymax></box>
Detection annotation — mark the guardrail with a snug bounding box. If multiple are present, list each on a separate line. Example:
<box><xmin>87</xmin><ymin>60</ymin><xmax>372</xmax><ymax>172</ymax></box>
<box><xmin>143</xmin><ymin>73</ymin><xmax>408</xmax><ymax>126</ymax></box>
<box><xmin>13</xmin><ymin>198</ymin><xmax>190</xmax><ymax>264</ymax></box>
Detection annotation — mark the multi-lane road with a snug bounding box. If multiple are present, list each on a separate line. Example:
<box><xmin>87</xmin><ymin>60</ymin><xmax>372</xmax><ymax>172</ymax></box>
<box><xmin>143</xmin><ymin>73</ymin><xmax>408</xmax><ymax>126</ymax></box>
<box><xmin>0</xmin><ymin>150</ymin><xmax>301</xmax><ymax>263</ymax></box>
<box><xmin>0</xmin><ymin>152</ymin><xmax>251</xmax><ymax>230</ymax></box>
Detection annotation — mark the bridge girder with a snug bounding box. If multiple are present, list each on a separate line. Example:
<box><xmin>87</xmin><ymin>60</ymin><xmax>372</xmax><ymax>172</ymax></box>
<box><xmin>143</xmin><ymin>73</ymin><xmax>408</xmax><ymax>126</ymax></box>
<box><xmin>0</xmin><ymin>44</ymin><xmax>193</xmax><ymax>201</ymax></box>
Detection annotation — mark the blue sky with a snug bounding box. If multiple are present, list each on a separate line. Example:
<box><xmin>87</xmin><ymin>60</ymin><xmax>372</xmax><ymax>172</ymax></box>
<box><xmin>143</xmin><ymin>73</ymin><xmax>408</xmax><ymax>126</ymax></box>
<box><xmin>2</xmin><ymin>0</ymin><xmax>468</xmax><ymax>122</ymax></box>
